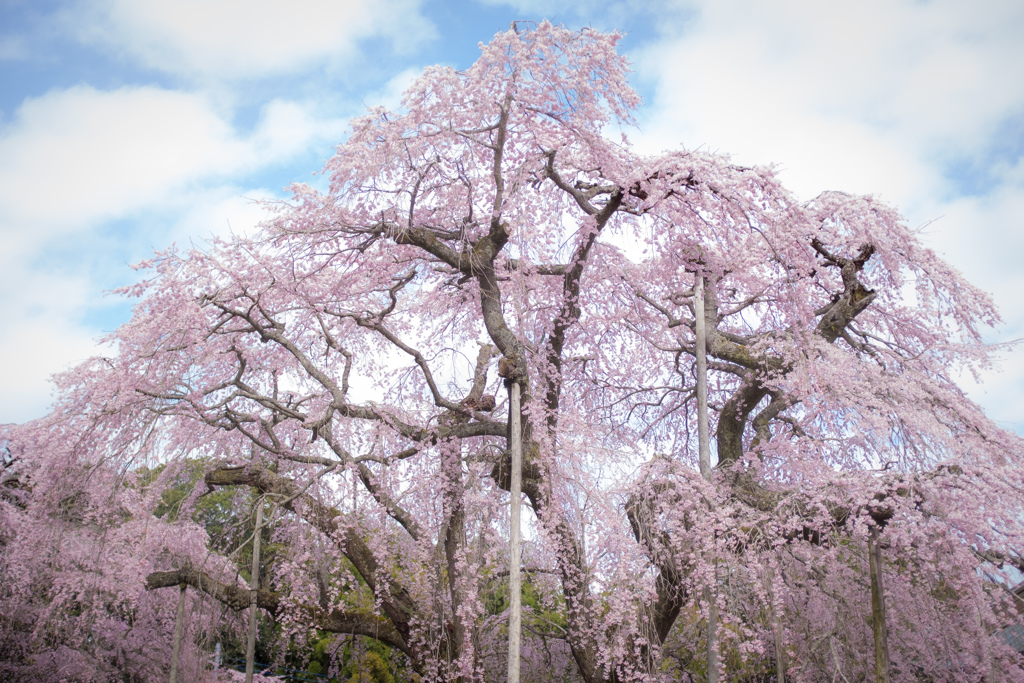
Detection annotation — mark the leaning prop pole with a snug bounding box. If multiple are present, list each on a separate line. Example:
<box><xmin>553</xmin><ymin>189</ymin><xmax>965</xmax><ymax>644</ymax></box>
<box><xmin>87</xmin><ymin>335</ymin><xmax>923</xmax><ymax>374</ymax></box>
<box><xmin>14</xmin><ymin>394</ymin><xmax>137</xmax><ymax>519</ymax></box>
<box><xmin>507</xmin><ymin>376</ymin><xmax>523</xmax><ymax>683</ymax></box>
<box><xmin>695</xmin><ymin>274</ymin><xmax>719</xmax><ymax>683</ymax></box>
<box><xmin>869</xmin><ymin>526</ymin><xmax>891</xmax><ymax>683</ymax></box>
<box><xmin>169</xmin><ymin>582</ymin><xmax>186</xmax><ymax>683</ymax></box>
<box><xmin>245</xmin><ymin>499</ymin><xmax>264</xmax><ymax>683</ymax></box>
<box><xmin>696</xmin><ymin>275</ymin><xmax>712</xmax><ymax>481</ymax></box>
<box><xmin>765</xmin><ymin>564</ymin><xmax>786</xmax><ymax>683</ymax></box>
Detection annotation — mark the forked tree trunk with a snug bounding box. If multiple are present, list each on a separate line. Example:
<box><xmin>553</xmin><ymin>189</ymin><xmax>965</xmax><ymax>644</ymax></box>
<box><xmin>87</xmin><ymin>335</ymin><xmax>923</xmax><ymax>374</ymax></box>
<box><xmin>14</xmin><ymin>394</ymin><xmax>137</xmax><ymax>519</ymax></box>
<box><xmin>507</xmin><ymin>380</ymin><xmax>523</xmax><ymax>683</ymax></box>
<box><xmin>246</xmin><ymin>500</ymin><xmax>264</xmax><ymax>683</ymax></box>
<box><xmin>169</xmin><ymin>582</ymin><xmax>186</xmax><ymax>683</ymax></box>
<box><xmin>868</xmin><ymin>527</ymin><xmax>890</xmax><ymax>683</ymax></box>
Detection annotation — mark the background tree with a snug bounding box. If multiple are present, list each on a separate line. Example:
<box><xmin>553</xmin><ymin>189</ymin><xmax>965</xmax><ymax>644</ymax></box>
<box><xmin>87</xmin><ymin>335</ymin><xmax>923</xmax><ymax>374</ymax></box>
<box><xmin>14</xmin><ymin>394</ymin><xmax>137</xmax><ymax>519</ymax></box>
<box><xmin>2</xmin><ymin>22</ymin><xmax>1023</xmax><ymax>683</ymax></box>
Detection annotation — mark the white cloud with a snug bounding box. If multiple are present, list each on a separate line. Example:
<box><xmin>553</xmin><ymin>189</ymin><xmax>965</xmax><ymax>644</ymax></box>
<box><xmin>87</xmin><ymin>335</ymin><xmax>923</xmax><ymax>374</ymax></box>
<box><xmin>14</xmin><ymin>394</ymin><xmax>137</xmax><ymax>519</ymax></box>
<box><xmin>0</xmin><ymin>315</ymin><xmax>103</xmax><ymax>424</ymax></box>
<box><xmin>0</xmin><ymin>0</ymin><xmax>427</xmax><ymax>424</ymax></box>
<box><xmin>69</xmin><ymin>0</ymin><xmax>435</xmax><ymax>79</ymax></box>
<box><xmin>368</xmin><ymin>67</ymin><xmax>426</xmax><ymax>112</ymax></box>
<box><xmin>634</xmin><ymin>0</ymin><xmax>1024</xmax><ymax>201</ymax></box>
<box><xmin>933</xmin><ymin>169</ymin><xmax>1024</xmax><ymax>434</ymax></box>
<box><xmin>166</xmin><ymin>187</ymin><xmax>284</xmax><ymax>245</ymax></box>
<box><xmin>0</xmin><ymin>86</ymin><xmax>347</xmax><ymax>255</ymax></box>
<box><xmin>0</xmin><ymin>87</ymin><xmax>244</xmax><ymax>247</ymax></box>
<box><xmin>0</xmin><ymin>258</ymin><xmax>111</xmax><ymax>423</ymax></box>
<box><xmin>252</xmin><ymin>99</ymin><xmax>346</xmax><ymax>163</ymax></box>
<box><xmin>926</xmin><ymin>163</ymin><xmax>1024</xmax><ymax>306</ymax></box>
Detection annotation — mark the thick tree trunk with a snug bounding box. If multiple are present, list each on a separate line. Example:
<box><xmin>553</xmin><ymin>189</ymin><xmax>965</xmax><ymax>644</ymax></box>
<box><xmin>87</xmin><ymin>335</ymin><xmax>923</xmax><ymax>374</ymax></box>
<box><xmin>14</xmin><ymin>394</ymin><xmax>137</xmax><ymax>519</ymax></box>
<box><xmin>507</xmin><ymin>380</ymin><xmax>523</xmax><ymax>683</ymax></box>
<box><xmin>868</xmin><ymin>528</ymin><xmax>890</xmax><ymax>683</ymax></box>
<box><xmin>246</xmin><ymin>501</ymin><xmax>263</xmax><ymax>683</ymax></box>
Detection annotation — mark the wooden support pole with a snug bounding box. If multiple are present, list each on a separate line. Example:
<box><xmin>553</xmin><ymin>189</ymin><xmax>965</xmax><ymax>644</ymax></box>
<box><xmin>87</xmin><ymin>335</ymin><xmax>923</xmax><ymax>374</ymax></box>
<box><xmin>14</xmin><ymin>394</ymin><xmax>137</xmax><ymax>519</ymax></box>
<box><xmin>705</xmin><ymin>583</ymin><xmax>719</xmax><ymax>683</ymax></box>
<box><xmin>765</xmin><ymin>564</ymin><xmax>785</xmax><ymax>683</ymax></box>
<box><xmin>869</xmin><ymin>527</ymin><xmax>891</xmax><ymax>683</ymax></box>
<box><xmin>507</xmin><ymin>380</ymin><xmax>523</xmax><ymax>683</ymax></box>
<box><xmin>695</xmin><ymin>275</ymin><xmax>712</xmax><ymax>480</ymax></box>
<box><xmin>245</xmin><ymin>499</ymin><xmax>264</xmax><ymax>683</ymax></box>
<box><xmin>695</xmin><ymin>274</ymin><xmax>719</xmax><ymax>683</ymax></box>
<box><xmin>169</xmin><ymin>582</ymin><xmax>186</xmax><ymax>683</ymax></box>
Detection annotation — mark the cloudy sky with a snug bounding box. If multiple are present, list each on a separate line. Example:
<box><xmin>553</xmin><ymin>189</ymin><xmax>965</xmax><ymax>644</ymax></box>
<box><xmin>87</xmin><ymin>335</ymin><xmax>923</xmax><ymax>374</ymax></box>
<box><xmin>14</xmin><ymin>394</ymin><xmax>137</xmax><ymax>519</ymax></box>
<box><xmin>1</xmin><ymin>0</ymin><xmax>1022</xmax><ymax>434</ymax></box>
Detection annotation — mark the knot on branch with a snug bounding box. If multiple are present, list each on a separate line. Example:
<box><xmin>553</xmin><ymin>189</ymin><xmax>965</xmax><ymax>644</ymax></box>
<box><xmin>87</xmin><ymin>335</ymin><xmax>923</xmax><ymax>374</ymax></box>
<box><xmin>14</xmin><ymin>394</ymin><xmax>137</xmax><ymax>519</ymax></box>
<box><xmin>204</xmin><ymin>465</ymin><xmax>252</xmax><ymax>493</ymax></box>
<box><xmin>866</xmin><ymin>504</ymin><xmax>894</xmax><ymax>528</ymax></box>
<box><xmin>811</xmin><ymin>238</ymin><xmax>875</xmax><ymax>271</ymax></box>
<box><xmin>497</xmin><ymin>355</ymin><xmax>526</xmax><ymax>384</ymax></box>
<box><xmin>145</xmin><ymin>566</ymin><xmax>281</xmax><ymax>614</ymax></box>
<box><xmin>491</xmin><ymin>442</ymin><xmax>541</xmax><ymax>492</ymax></box>
<box><xmin>460</xmin><ymin>394</ymin><xmax>496</xmax><ymax>412</ymax></box>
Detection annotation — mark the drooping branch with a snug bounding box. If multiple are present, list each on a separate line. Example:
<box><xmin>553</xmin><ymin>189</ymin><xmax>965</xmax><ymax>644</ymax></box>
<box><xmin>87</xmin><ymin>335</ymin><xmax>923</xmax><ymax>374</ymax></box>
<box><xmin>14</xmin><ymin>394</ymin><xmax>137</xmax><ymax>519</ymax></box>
<box><xmin>145</xmin><ymin>568</ymin><xmax>409</xmax><ymax>654</ymax></box>
<box><xmin>345</xmin><ymin>313</ymin><xmax>462</xmax><ymax>412</ymax></box>
<box><xmin>202</xmin><ymin>465</ymin><xmax>418</xmax><ymax>643</ymax></box>
<box><xmin>542</xmin><ymin>150</ymin><xmax>603</xmax><ymax>216</ymax></box>
<box><xmin>147</xmin><ymin>567</ymin><xmax>279</xmax><ymax>612</ymax></box>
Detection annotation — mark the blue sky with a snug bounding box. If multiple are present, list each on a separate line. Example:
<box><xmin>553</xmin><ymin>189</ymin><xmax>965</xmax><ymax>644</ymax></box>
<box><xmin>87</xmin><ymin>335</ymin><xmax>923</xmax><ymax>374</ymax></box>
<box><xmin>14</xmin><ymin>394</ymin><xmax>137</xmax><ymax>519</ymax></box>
<box><xmin>1</xmin><ymin>0</ymin><xmax>1022</xmax><ymax>434</ymax></box>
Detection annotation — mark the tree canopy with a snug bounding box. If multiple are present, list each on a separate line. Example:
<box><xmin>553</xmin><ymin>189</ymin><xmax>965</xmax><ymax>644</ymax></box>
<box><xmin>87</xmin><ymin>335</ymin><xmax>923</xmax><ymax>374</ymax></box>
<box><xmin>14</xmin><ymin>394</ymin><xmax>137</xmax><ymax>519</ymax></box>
<box><xmin>2</xmin><ymin>22</ymin><xmax>1023</xmax><ymax>683</ymax></box>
